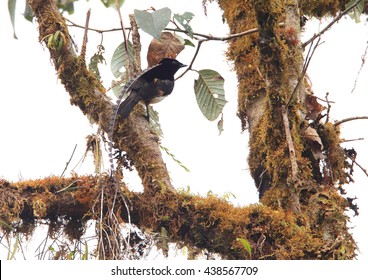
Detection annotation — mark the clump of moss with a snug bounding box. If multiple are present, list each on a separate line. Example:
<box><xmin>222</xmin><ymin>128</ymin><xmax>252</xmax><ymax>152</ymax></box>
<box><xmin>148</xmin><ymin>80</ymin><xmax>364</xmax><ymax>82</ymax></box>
<box><xmin>318</xmin><ymin>122</ymin><xmax>348</xmax><ymax>185</ymax></box>
<box><xmin>300</xmin><ymin>0</ymin><xmax>343</xmax><ymax>18</ymax></box>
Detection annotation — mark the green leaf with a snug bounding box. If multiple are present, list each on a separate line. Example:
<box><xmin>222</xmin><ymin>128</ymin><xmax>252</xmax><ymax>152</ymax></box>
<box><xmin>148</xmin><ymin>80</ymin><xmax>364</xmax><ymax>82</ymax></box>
<box><xmin>111</xmin><ymin>78</ymin><xmax>128</xmax><ymax>98</ymax></box>
<box><xmin>184</xmin><ymin>39</ymin><xmax>195</xmax><ymax>47</ymax></box>
<box><xmin>8</xmin><ymin>235</ymin><xmax>19</xmax><ymax>260</ymax></box>
<box><xmin>237</xmin><ymin>237</ymin><xmax>252</xmax><ymax>257</ymax></box>
<box><xmin>194</xmin><ymin>69</ymin><xmax>226</xmax><ymax>121</ymax></box>
<box><xmin>23</xmin><ymin>2</ymin><xmax>33</xmax><ymax>22</ymax></box>
<box><xmin>89</xmin><ymin>46</ymin><xmax>106</xmax><ymax>81</ymax></box>
<box><xmin>100</xmin><ymin>0</ymin><xmax>125</xmax><ymax>8</ymax></box>
<box><xmin>134</xmin><ymin>8</ymin><xmax>171</xmax><ymax>39</ymax></box>
<box><xmin>217</xmin><ymin>114</ymin><xmax>224</xmax><ymax>135</ymax></box>
<box><xmin>160</xmin><ymin>144</ymin><xmax>190</xmax><ymax>173</ymax></box>
<box><xmin>82</xmin><ymin>242</ymin><xmax>88</xmax><ymax>260</ymax></box>
<box><xmin>8</xmin><ymin>0</ymin><xmax>17</xmax><ymax>39</ymax></box>
<box><xmin>174</xmin><ymin>12</ymin><xmax>195</xmax><ymax>38</ymax></box>
<box><xmin>110</xmin><ymin>41</ymin><xmax>134</xmax><ymax>78</ymax></box>
<box><xmin>148</xmin><ymin>107</ymin><xmax>164</xmax><ymax>138</ymax></box>
<box><xmin>346</xmin><ymin>0</ymin><xmax>364</xmax><ymax>23</ymax></box>
<box><xmin>56</xmin><ymin>0</ymin><xmax>75</xmax><ymax>15</ymax></box>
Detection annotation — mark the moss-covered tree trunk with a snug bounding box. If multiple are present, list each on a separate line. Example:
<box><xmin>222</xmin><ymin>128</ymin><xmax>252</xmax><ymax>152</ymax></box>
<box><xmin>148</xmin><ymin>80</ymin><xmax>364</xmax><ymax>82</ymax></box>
<box><xmin>217</xmin><ymin>0</ymin><xmax>356</xmax><ymax>258</ymax></box>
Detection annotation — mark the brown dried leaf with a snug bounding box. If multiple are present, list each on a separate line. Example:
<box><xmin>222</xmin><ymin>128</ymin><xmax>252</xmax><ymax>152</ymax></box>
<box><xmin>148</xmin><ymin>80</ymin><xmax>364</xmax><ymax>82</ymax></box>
<box><xmin>147</xmin><ymin>32</ymin><xmax>185</xmax><ymax>66</ymax></box>
<box><xmin>305</xmin><ymin>127</ymin><xmax>325</xmax><ymax>160</ymax></box>
<box><xmin>306</xmin><ymin>94</ymin><xmax>326</xmax><ymax>121</ymax></box>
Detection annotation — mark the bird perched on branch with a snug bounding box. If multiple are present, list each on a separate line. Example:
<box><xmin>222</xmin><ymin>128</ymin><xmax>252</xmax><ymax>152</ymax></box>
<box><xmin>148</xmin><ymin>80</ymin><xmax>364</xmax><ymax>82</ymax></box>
<box><xmin>108</xmin><ymin>58</ymin><xmax>186</xmax><ymax>176</ymax></box>
<box><xmin>116</xmin><ymin>58</ymin><xmax>186</xmax><ymax>120</ymax></box>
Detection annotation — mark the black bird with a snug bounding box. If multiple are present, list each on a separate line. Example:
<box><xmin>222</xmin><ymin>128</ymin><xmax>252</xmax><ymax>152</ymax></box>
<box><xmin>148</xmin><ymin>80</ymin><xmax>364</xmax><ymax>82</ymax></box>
<box><xmin>116</xmin><ymin>58</ymin><xmax>186</xmax><ymax>120</ymax></box>
<box><xmin>108</xmin><ymin>58</ymin><xmax>186</xmax><ymax>178</ymax></box>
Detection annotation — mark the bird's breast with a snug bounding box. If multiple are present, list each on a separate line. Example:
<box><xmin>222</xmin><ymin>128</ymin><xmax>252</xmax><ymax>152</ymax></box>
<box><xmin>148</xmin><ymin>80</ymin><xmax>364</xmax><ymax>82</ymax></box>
<box><xmin>148</xmin><ymin>95</ymin><xmax>168</xmax><ymax>104</ymax></box>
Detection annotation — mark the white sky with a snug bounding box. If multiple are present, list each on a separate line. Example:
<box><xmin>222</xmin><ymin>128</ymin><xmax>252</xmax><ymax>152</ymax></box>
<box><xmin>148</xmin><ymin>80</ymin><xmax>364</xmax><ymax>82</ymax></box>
<box><xmin>0</xmin><ymin>0</ymin><xmax>367</xmax><ymax>261</ymax></box>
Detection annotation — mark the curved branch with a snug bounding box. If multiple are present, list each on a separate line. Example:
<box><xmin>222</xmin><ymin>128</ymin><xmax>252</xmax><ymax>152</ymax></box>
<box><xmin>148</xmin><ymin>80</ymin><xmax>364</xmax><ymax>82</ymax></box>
<box><xmin>27</xmin><ymin>0</ymin><xmax>174</xmax><ymax>194</ymax></box>
<box><xmin>176</xmin><ymin>39</ymin><xmax>206</xmax><ymax>79</ymax></box>
<box><xmin>334</xmin><ymin>116</ymin><xmax>368</xmax><ymax>127</ymax></box>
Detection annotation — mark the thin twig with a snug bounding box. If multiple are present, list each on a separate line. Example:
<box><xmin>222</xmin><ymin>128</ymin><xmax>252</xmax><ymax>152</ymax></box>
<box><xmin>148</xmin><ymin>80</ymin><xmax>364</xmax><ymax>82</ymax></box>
<box><xmin>80</xmin><ymin>9</ymin><xmax>91</xmax><ymax>61</ymax></box>
<box><xmin>60</xmin><ymin>144</ymin><xmax>77</xmax><ymax>177</ymax></box>
<box><xmin>324</xmin><ymin>92</ymin><xmax>332</xmax><ymax>123</ymax></box>
<box><xmin>315</xmin><ymin>93</ymin><xmax>335</xmax><ymax>103</ymax></box>
<box><xmin>302</xmin><ymin>0</ymin><xmax>363</xmax><ymax>48</ymax></box>
<box><xmin>176</xmin><ymin>39</ymin><xmax>206</xmax><ymax>79</ymax></box>
<box><xmin>66</xmin><ymin>18</ymin><xmax>125</xmax><ymax>33</ymax></box>
<box><xmin>116</xmin><ymin>0</ymin><xmax>131</xmax><ymax>75</ymax></box>
<box><xmin>56</xmin><ymin>180</ymin><xmax>83</xmax><ymax>193</ymax></box>
<box><xmin>282</xmin><ymin>105</ymin><xmax>298</xmax><ymax>181</ymax></box>
<box><xmin>66</xmin><ymin>18</ymin><xmax>285</xmax><ymax>42</ymax></box>
<box><xmin>286</xmin><ymin>37</ymin><xmax>321</xmax><ymax>107</ymax></box>
<box><xmin>342</xmin><ymin>137</ymin><xmax>364</xmax><ymax>142</ymax></box>
<box><xmin>334</xmin><ymin>116</ymin><xmax>368</xmax><ymax>127</ymax></box>
<box><xmin>347</xmin><ymin>155</ymin><xmax>368</xmax><ymax>178</ymax></box>
<box><xmin>351</xmin><ymin>40</ymin><xmax>368</xmax><ymax>93</ymax></box>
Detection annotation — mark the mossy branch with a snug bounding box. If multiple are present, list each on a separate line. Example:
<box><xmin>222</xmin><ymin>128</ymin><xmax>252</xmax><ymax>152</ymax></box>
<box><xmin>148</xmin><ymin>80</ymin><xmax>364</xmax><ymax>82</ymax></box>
<box><xmin>26</xmin><ymin>0</ymin><xmax>174</xmax><ymax>194</ymax></box>
<box><xmin>0</xmin><ymin>176</ymin><xmax>356</xmax><ymax>259</ymax></box>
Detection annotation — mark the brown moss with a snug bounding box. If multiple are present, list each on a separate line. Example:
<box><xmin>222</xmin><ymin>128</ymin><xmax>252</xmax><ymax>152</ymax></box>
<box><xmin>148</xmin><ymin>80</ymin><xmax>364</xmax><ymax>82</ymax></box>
<box><xmin>300</xmin><ymin>0</ymin><xmax>345</xmax><ymax>17</ymax></box>
<box><xmin>0</xmin><ymin>175</ymin><xmax>357</xmax><ymax>259</ymax></box>
<box><xmin>318</xmin><ymin>123</ymin><xmax>348</xmax><ymax>185</ymax></box>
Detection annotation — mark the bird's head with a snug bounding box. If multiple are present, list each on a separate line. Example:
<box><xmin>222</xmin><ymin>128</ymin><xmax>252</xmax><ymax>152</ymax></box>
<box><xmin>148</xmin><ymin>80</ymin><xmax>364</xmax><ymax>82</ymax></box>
<box><xmin>159</xmin><ymin>58</ymin><xmax>186</xmax><ymax>74</ymax></box>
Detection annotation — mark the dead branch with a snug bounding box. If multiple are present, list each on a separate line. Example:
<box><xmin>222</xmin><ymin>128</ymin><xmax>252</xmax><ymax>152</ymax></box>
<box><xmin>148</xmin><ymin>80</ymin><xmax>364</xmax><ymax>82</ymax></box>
<box><xmin>348</xmin><ymin>156</ymin><xmax>368</xmax><ymax>178</ymax></box>
<box><xmin>334</xmin><ymin>116</ymin><xmax>368</xmax><ymax>127</ymax></box>
<box><xmin>342</xmin><ymin>138</ymin><xmax>364</xmax><ymax>142</ymax></box>
<box><xmin>80</xmin><ymin>9</ymin><xmax>91</xmax><ymax>61</ymax></box>
<box><xmin>282</xmin><ymin>106</ymin><xmax>298</xmax><ymax>181</ymax></box>
<box><xmin>286</xmin><ymin>37</ymin><xmax>321</xmax><ymax>107</ymax></box>
<box><xmin>351</xmin><ymin>40</ymin><xmax>368</xmax><ymax>93</ymax></box>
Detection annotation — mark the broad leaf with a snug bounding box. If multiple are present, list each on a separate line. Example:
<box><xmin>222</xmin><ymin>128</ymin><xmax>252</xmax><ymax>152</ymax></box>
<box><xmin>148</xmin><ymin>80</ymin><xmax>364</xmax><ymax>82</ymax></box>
<box><xmin>111</xmin><ymin>79</ymin><xmax>128</xmax><ymax>98</ymax></box>
<box><xmin>174</xmin><ymin>12</ymin><xmax>195</xmax><ymax>38</ymax></box>
<box><xmin>110</xmin><ymin>41</ymin><xmax>134</xmax><ymax>78</ymax></box>
<box><xmin>8</xmin><ymin>0</ymin><xmax>17</xmax><ymax>39</ymax></box>
<box><xmin>134</xmin><ymin>8</ymin><xmax>171</xmax><ymax>39</ymax></box>
<box><xmin>194</xmin><ymin>69</ymin><xmax>226</xmax><ymax>121</ymax></box>
<box><xmin>147</xmin><ymin>32</ymin><xmax>185</xmax><ymax>66</ymax></box>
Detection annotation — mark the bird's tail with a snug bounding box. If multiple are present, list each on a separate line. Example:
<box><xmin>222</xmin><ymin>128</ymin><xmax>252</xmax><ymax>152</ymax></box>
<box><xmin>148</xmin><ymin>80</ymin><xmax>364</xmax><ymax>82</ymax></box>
<box><xmin>117</xmin><ymin>91</ymin><xmax>141</xmax><ymax>119</ymax></box>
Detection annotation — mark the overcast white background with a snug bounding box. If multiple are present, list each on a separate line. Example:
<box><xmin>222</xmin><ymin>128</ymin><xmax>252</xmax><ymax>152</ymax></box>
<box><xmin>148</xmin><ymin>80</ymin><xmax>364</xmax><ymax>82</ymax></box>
<box><xmin>0</xmin><ymin>0</ymin><xmax>367</xmax><ymax>262</ymax></box>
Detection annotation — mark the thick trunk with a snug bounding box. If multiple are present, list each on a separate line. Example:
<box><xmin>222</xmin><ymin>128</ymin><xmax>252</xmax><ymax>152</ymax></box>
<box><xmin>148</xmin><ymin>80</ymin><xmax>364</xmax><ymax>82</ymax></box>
<box><xmin>218</xmin><ymin>0</ymin><xmax>356</xmax><ymax>258</ymax></box>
